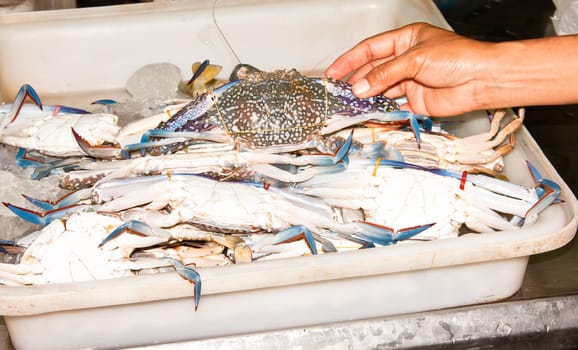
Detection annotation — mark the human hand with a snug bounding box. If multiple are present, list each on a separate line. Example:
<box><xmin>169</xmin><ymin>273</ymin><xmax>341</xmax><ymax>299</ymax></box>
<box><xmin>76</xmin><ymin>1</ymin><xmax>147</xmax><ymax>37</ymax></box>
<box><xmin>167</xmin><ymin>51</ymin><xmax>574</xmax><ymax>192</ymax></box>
<box><xmin>325</xmin><ymin>22</ymin><xmax>494</xmax><ymax>116</ymax></box>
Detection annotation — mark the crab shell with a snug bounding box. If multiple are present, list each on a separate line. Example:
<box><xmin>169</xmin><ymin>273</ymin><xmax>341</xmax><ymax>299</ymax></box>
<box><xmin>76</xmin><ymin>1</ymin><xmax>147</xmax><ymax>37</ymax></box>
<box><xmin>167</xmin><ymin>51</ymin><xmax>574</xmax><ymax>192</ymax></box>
<box><xmin>157</xmin><ymin>69</ymin><xmax>400</xmax><ymax>149</ymax></box>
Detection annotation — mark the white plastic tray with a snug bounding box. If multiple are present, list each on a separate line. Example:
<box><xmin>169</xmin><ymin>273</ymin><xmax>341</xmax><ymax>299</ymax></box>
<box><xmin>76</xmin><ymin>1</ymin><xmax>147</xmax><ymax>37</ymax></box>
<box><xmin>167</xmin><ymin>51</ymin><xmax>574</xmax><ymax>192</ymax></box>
<box><xmin>0</xmin><ymin>1</ymin><xmax>577</xmax><ymax>349</ymax></box>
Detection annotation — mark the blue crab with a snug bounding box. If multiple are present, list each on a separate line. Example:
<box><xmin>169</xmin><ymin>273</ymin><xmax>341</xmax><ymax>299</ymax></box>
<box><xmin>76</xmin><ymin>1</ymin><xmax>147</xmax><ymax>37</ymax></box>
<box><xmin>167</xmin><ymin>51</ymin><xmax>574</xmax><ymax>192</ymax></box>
<box><xmin>0</xmin><ymin>84</ymin><xmax>119</xmax><ymax>158</ymax></box>
<box><xmin>76</xmin><ymin>64</ymin><xmax>430</xmax><ymax>159</ymax></box>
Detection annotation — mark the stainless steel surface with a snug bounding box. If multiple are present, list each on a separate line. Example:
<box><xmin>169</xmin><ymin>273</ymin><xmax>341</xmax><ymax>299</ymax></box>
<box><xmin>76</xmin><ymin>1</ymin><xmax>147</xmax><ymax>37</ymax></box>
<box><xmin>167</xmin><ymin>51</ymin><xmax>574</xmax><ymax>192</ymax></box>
<box><xmin>130</xmin><ymin>296</ymin><xmax>578</xmax><ymax>350</ymax></box>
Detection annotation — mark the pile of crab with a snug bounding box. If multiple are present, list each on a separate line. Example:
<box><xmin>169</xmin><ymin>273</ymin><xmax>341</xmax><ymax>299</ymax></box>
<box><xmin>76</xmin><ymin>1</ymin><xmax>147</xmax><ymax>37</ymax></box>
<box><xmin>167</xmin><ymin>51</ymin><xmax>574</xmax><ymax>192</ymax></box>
<box><xmin>0</xmin><ymin>61</ymin><xmax>561</xmax><ymax>310</ymax></box>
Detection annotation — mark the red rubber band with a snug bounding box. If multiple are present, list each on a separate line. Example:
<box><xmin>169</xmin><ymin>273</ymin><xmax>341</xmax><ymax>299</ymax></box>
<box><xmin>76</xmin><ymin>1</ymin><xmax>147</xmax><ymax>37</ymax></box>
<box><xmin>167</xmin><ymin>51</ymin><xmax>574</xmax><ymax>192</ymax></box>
<box><xmin>459</xmin><ymin>171</ymin><xmax>468</xmax><ymax>190</ymax></box>
<box><xmin>52</xmin><ymin>105</ymin><xmax>61</xmax><ymax>116</ymax></box>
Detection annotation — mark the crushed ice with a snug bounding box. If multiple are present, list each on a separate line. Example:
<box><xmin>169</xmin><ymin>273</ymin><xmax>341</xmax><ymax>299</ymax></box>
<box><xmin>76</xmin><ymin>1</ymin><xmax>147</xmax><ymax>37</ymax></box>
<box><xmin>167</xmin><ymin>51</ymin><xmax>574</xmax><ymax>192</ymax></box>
<box><xmin>95</xmin><ymin>63</ymin><xmax>189</xmax><ymax>125</ymax></box>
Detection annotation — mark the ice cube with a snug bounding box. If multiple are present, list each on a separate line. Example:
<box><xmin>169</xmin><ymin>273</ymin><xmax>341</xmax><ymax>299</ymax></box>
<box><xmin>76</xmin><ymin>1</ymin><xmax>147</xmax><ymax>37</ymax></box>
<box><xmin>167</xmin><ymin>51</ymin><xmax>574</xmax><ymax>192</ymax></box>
<box><xmin>126</xmin><ymin>63</ymin><xmax>182</xmax><ymax>102</ymax></box>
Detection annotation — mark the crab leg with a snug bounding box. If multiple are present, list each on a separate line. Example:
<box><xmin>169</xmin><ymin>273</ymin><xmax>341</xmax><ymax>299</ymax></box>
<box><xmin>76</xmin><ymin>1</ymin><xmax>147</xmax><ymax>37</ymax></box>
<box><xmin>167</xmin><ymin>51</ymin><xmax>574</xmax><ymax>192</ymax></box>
<box><xmin>252</xmin><ymin>225</ymin><xmax>318</xmax><ymax>255</ymax></box>
<box><xmin>99</xmin><ymin>220</ymin><xmax>170</xmax><ymax>248</ymax></box>
<box><xmin>21</xmin><ymin>188</ymin><xmax>91</xmax><ymax>211</ymax></box>
<box><xmin>0</xmin><ymin>264</ymin><xmax>38</xmax><ymax>286</ymax></box>
<box><xmin>167</xmin><ymin>258</ymin><xmax>202</xmax><ymax>311</ymax></box>
<box><xmin>454</xmin><ymin>109</ymin><xmax>524</xmax><ymax>152</ymax></box>
<box><xmin>98</xmin><ymin>220</ymin><xmax>202</xmax><ymax>311</ymax></box>
<box><xmin>522</xmin><ymin>161</ymin><xmax>561</xmax><ymax>224</ymax></box>
<box><xmin>15</xmin><ymin>148</ymin><xmax>45</xmax><ymax>168</ymax></box>
<box><xmin>352</xmin><ymin>222</ymin><xmax>436</xmax><ymax>246</ymax></box>
<box><xmin>320</xmin><ymin>111</ymin><xmax>431</xmax><ymax>147</ymax></box>
<box><xmin>15</xmin><ymin>148</ymin><xmax>85</xmax><ymax>179</ymax></box>
<box><xmin>2</xmin><ymin>202</ymin><xmax>91</xmax><ymax>226</ymax></box>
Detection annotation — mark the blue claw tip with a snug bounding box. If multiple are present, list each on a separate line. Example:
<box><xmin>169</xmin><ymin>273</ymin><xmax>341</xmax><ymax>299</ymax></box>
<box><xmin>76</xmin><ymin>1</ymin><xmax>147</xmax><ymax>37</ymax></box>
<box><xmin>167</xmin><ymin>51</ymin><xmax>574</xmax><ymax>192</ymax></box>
<box><xmin>395</xmin><ymin>223</ymin><xmax>435</xmax><ymax>241</ymax></box>
<box><xmin>2</xmin><ymin>202</ymin><xmax>47</xmax><ymax>225</ymax></box>
<box><xmin>99</xmin><ymin>220</ymin><xmax>153</xmax><ymax>248</ymax></box>
<box><xmin>22</xmin><ymin>84</ymin><xmax>43</xmax><ymax>110</ymax></box>
<box><xmin>334</xmin><ymin>130</ymin><xmax>353</xmax><ymax>163</ymax></box>
<box><xmin>22</xmin><ymin>194</ymin><xmax>56</xmax><ymax>211</ymax></box>
<box><xmin>526</xmin><ymin>161</ymin><xmax>543</xmax><ymax>185</ymax></box>
<box><xmin>15</xmin><ymin>148</ymin><xmax>42</xmax><ymax>168</ymax></box>
<box><xmin>274</xmin><ymin>225</ymin><xmax>318</xmax><ymax>255</ymax></box>
<box><xmin>355</xmin><ymin>221</ymin><xmax>434</xmax><ymax>246</ymax></box>
<box><xmin>408</xmin><ymin>115</ymin><xmax>422</xmax><ymax>147</ymax></box>
<box><xmin>6</xmin><ymin>84</ymin><xmax>43</xmax><ymax>125</ymax></box>
<box><xmin>168</xmin><ymin>258</ymin><xmax>201</xmax><ymax>311</ymax></box>
<box><xmin>55</xmin><ymin>105</ymin><xmax>91</xmax><ymax>114</ymax></box>
<box><xmin>91</xmin><ymin>99</ymin><xmax>118</xmax><ymax>106</ymax></box>
<box><xmin>99</xmin><ymin>222</ymin><xmax>129</xmax><ymax>247</ymax></box>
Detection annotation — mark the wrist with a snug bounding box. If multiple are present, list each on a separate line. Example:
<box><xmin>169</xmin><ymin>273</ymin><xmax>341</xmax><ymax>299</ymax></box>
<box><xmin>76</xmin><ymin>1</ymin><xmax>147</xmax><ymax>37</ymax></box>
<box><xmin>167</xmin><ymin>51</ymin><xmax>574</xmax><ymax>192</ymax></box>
<box><xmin>473</xmin><ymin>40</ymin><xmax>528</xmax><ymax>110</ymax></box>
<box><xmin>474</xmin><ymin>36</ymin><xmax>578</xmax><ymax>109</ymax></box>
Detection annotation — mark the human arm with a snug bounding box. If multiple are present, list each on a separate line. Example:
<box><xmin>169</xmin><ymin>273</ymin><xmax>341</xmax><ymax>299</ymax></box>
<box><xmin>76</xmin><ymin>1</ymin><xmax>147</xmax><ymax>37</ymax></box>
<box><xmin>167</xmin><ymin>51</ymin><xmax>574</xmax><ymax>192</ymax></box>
<box><xmin>325</xmin><ymin>22</ymin><xmax>578</xmax><ymax>116</ymax></box>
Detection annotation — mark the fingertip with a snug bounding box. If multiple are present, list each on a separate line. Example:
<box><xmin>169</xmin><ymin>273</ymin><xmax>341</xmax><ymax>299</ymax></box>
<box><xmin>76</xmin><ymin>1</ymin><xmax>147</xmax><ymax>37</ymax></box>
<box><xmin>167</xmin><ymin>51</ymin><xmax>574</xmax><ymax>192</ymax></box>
<box><xmin>352</xmin><ymin>78</ymin><xmax>370</xmax><ymax>96</ymax></box>
<box><xmin>325</xmin><ymin>65</ymin><xmax>346</xmax><ymax>80</ymax></box>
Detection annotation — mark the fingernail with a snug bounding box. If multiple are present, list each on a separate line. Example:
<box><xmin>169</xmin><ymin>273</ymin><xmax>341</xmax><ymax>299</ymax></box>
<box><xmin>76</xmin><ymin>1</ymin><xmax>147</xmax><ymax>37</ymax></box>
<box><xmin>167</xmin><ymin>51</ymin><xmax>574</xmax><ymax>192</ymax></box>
<box><xmin>352</xmin><ymin>79</ymin><xmax>369</xmax><ymax>95</ymax></box>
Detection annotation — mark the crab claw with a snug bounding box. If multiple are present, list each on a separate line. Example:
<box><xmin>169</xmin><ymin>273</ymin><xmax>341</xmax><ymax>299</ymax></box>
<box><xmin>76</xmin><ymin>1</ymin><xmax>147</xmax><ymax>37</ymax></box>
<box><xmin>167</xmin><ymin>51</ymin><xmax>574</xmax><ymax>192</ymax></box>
<box><xmin>99</xmin><ymin>220</ymin><xmax>170</xmax><ymax>248</ymax></box>
<box><xmin>22</xmin><ymin>189</ymin><xmax>91</xmax><ymax>211</ymax></box>
<box><xmin>523</xmin><ymin>161</ymin><xmax>561</xmax><ymax>224</ymax></box>
<box><xmin>326</xmin><ymin>129</ymin><xmax>353</xmax><ymax>165</ymax></box>
<box><xmin>375</xmin><ymin>112</ymin><xmax>432</xmax><ymax>149</ymax></box>
<box><xmin>269</xmin><ymin>225</ymin><xmax>318</xmax><ymax>255</ymax></box>
<box><xmin>31</xmin><ymin>157</ymin><xmax>83</xmax><ymax>180</ymax></box>
<box><xmin>526</xmin><ymin>161</ymin><xmax>562</xmax><ymax>202</ymax></box>
<box><xmin>16</xmin><ymin>148</ymin><xmax>84</xmax><ymax>179</ymax></box>
<box><xmin>167</xmin><ymin>258</ymin><xmax>202</xmax><ymax>311</ymax></box>
<box><xmin>72</xmin><ymin>127</ymin><xmax>121</xmax><ymax>159</ymax></box>
<box><xmin>2</xmin><ymin>202</ymin><xmax>86</xmax><ymax>226</ymax></box>
<box><xmin>123</xmin><ymin>133</ymin><xmax>191</xmax><ymax>158</ymax></box>
<box><xmin>292</xmin><ymin>130</ymin><xmax>354</xmax><ymax>168</ymax></box>
<box><xmin>15</xmin><ymin>148</ymin><xmax>43</xmax><ymax>168</ymax></box>
<box><xmin>2</xmin><ymin>84</ymin><xmax>43</xmax><ymax>128</ymax></box>
<box><xmin>353</xmin><ymin>222</ymin><xmax>435</xmax><ymax>246</ymax></box>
